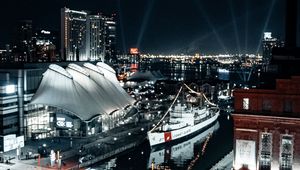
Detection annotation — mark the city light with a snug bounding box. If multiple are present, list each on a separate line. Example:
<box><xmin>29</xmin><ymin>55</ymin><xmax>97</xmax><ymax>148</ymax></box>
<box><xmin>0</xmin><ymin>1</ymin><xmax>297</xmax><ymax>170</ymax></box>
<box><xmin>5</xmin><ymin>84</ymin><xmax>16</xmax><ymax>94</ymax></box>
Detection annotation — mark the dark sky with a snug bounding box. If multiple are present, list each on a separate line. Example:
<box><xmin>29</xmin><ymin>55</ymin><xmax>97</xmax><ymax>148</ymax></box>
<box><xmin>0</xmin><ymin>0</ymin><xmax>299</xmax><ymax>54</ymax></box>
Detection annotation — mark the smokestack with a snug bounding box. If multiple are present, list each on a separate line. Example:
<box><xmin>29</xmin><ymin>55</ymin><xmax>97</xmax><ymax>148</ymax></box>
<box><xmin>285</xmin><ymin>0</ymin><xmax>298</xmax><ymax>48</ymax></box>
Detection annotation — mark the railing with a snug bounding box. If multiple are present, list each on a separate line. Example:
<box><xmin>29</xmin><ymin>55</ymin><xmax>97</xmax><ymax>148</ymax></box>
<box><xmin>79</xmin><ymin>140</ymin><xmax>142</xmax><ymax>168</ymax></box>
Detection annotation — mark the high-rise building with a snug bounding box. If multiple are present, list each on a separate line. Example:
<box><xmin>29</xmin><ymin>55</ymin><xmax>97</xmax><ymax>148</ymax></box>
<box><xmin>262</xmin><ymin>32</ymin><xmax>284</xmax><ymax>65</ymax></box>
<box><xmin>104</xmin><ymin>14</ymin><xmax>117</xmax><ymax>62</ymax></box>
<box><xmin>61</xmin><ymin>8</ymin><xmax>117</xmax><ymax>62</ymax></box>
<box><xmin>32</xmin><ymin>29</ymin><xmax>58</xmax><ymax>62</ymax></box>
<box><xmin>0</xmin><ymin>45</ymin><xmax>11</xmax><ymax>62</ymax></box>
<box><xmin>14</xmin><ymin>20</ymin><xmax>33</xmax><ymax>45</ymax></box>
<box><xmin>61</xmin><ymin>7</ymin><xmax>88</xmax><ymax>61</ymax></box>
<box><xmin>86</xmin><ymin>15</ymin><xmax>106</xmax><ymax>61</ymax></box>
<box><xmin>12</xmin><ymin>20</ymin><xmax>34</xmax><ymax>62</ymax></box>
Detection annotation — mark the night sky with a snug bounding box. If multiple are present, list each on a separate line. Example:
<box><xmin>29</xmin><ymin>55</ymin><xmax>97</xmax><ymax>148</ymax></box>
<box><xmin>0</xmin><ymin>0</ymin><xmax>299</xmax><ymax>54</ymax></box>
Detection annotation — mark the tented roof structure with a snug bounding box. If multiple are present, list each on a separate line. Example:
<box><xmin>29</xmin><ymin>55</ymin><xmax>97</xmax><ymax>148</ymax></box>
<box><xmin>30</xmin><ymin>62</ymin><xmax>135</xmax><ymax>121</ymax></box>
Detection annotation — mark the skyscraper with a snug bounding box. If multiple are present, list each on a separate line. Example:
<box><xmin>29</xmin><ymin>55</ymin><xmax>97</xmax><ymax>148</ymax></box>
<box><xmin>61</xmin><ymin>7</ymin><xmax>88</xmax><ymax>61</ymax></box>
<box><xmin>104</xmin><ymin>14</ymin><xmax>117</xmax><ymax>62</ymax></box>
<box><xmin>32</xmin><ymin>29</ymin><xmax>58</xmax><ymax>62</ymax></box>
<box><xmin>86</xmin><ymin>15</ymin><xmax>106</xmax><ymax>61</ymax></box>
<box><xmin>12</xmin><ymin>20</ymin><xmax>33</xmax><ymax>62</ymax></box>
<box><xmin>262</xmin><ymin>32</ymin><xmax>284</xmax><ymax>65</ymax></box>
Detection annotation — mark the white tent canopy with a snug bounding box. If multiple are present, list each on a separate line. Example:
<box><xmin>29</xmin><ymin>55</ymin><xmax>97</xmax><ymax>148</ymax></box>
<box><xmin>30</xmin><ymin>62</ymin><xmax>135</xmax><ymax>121</ymax></box>
<box><xmin>96</xmin><ymin>62</ymin><xmax>135</xmax><ymax>104</ymax></box>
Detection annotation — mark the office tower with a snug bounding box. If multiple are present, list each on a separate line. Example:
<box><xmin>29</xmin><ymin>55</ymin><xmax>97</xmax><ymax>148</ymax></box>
<box><xmin>61</xmin><ymin>7</ymin><xmax>88</xmax><ymax>61</ymax></box>
<box><xmin>32</xmin><ymin>29</ymin><xmax>58</xmax><ymax>62</ymax></box>
<box><xmin>12</xmin><ymin>20</ymin><xmax>33</xmax><ymax>62</ymax></box>
<box><xmin>86</xmin><ymin>15</ymin><xmax>106</xmax><ymax>61</ymax></box>
<box><xmin>104</xmin><ymin>14</ymin><xmax>117</xmax><ymax>62</ymax></box>
<box><xmin>0</xmin><ymin>45</ymin><xmax>11</xmax><ymax>62</ymax></box>
<box><xmin>15</xmin><ymin>20</ymin><xmax>33</xmax><ymax>45</ymax></box>
<box><xmin>262</xmin><ymin>32</ymin><xmax>283</xmax><ymax>65</ymax></box>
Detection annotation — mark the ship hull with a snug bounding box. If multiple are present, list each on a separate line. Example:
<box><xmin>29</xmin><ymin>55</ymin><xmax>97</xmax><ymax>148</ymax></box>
<box><xmin>147</xmin><ymin>109</ymin><xmax>220</xmax><ymax>146</ymax></box>
<box><xmin>148</xmin><ymin>121</ymin><xmax>220</xmax><ymax>168</ymax></box>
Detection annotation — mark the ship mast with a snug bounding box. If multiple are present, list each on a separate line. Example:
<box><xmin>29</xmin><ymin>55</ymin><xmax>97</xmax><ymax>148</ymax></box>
<box><xmin>149</xmin><ymin>86</ymin><xmax>183</xmax><ymax>132</ymax></box>
<box><xmin>183</xmin><ymin>83</ymin><xmax>217</xmax><ymax>107</ymax></box>
<box><xmin>149</xmin><ymin>83</ymin><xmax>217</xmax><ymax>133</ymax></box>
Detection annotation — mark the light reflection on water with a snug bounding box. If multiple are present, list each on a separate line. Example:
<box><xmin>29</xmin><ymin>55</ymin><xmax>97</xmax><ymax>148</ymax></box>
<box><xmin>91</xmin><ymin>114</ymin><xmax>233</xmax><ymax>170</ymax></box>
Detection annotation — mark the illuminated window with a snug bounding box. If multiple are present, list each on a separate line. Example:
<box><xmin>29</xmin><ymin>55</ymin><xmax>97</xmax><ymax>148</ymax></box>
<box><xmin>243</xmin><ymin>98</ymin><xmax>249</xmax><ymax>110</ymax></box>
<box><xmin>280</xmin><ymin>135</ymin><xmax>293</xmax><ymax>170</ymax></box>
<box><xmin>259</xmin><ymin>133</ymin><xmax>272</xmax><ymax>170</ymax></box>
<box><xmin>5</xmin><ymin>84</ymin><xmax>16</xmax><ymax>94</ymax></box>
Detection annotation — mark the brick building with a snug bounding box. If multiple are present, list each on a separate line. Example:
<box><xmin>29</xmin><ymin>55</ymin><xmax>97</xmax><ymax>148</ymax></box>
<box><xmin>232</xmin><ymin>76</ymin><xmax>300</xmax><ymax>170</ymax></box>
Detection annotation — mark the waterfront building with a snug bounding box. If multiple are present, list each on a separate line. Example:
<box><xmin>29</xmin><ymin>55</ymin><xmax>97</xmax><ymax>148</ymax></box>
<box><xmin>262</xmin><ymin>32</ymin><xmax>284</xmax><ymax>65</ymax></box>
<box><xmin>0</xmin><ymin>62</ymin><xmax>135</xmax><ymax>153</ymax></box>
<box><xmin>32</xmin><ymin>29</ymin><xmax>58</xmax><ymax>62</ymax></box>
<box><xmin>86</xmin><ymin>15</ymin><xmax>106</xmax><ymax>61</ymax></box>
<box><xmin>232</xmin><ymin>76</ymin><xmax>300</xmax><ymax>170</ymax></box>
<box><xmin>61</xmin><ymin>7</ymin><xmax>117</xmax><ymax>62</ymax></box>
<box><xmin>104</xmin><ymin>14</ymin><xmax>117</xmax><ymax>62</ymax></box>
<box><xmin>0</xmin><ymin>67</ymin><xmax>44</xmax><ymax>152</ymax></box>
<box><xmin>12</xmin><ymin>20</ymin><xmax>34</xmax><ymax>62</ymax></box>
<box><xmin>61</xmin><ymin>7</ymin><xmax>88</xmax><ymax>61</ymax></box>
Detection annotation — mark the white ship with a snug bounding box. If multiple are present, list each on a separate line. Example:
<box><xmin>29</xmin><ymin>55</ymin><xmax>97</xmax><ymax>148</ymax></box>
<box><xmin>147</xmin><ymin>84</ymin><xmax>220</xmax><ymax>146</ymax></box>
<box><xmin>148</xmin><ymin>121</ymin><xmax>220</xmax><ymax>168</ymax></box>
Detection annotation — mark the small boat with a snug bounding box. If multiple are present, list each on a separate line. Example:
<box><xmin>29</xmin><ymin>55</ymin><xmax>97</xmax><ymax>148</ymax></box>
<box><xmin>147</xmin><ymin>84</ymin><xmax>220</xmax><ymax>147</ymax></box>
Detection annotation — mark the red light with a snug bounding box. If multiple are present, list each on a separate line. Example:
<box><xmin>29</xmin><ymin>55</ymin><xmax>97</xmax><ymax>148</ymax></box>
<box><xmin>130</xmin><ymin>48</ymin><xmax>139</xmax><ymax>55</ymax></box>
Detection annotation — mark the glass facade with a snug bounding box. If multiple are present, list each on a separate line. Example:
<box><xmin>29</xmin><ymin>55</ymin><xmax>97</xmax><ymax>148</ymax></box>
<box><xmin>62</xmin><ymin>8</ymin><xmax>88</xmax><ymax>61</ymax></box>
<box><xmin>86</xmin><ymin>15</ymin><xmax>105</xmax><ymax>61</ymax></box>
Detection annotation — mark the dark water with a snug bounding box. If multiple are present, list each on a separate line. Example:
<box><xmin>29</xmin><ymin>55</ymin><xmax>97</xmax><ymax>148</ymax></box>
<box><xmin>139</xmin><ymin>60</ymin><xmax>219</xmax><ymax>82</ymax></box>
<box><xmin>136</xmin><ymin>60</ymin><xmax>260</xmax><ymax>86</ymax></box>
<box><xmin>91</xmin><ymin>114</ymin><xmax>233</xmax><ymax>170</ymax></box>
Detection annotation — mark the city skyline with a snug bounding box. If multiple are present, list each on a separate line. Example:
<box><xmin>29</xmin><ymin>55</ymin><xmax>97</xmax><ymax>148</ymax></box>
<box><xmin>0</xmin><ymin>0</ymin><xmax>299</xmax><ymax>55</ymax></box>
<box><xmin>1</xmin><ymin>1</ymin><xmax>300</xmax><ymax>169</ymax></box>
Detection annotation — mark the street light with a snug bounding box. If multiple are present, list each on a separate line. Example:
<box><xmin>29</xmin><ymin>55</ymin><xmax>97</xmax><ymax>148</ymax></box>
<box><xmin>57</xmin><ymin>151</ymin><xmax>61</xmax><ymax>169</ymax></box>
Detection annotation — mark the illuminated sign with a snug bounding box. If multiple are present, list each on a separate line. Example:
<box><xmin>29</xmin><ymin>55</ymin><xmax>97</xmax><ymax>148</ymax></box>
<box><xmin>17</xmin><ymin>136</ymin><xmax>24</xmax><ymax>148</ymax></box>
<box><xmin>130</xmin><ymin>48</ymin><xmax>139</xmax><ymax>55</ymax></box>
<box><xmin>264</xmin><ymin>32</ymin><xmax>272</xmax><ymax>40</ymax></box>
<box><xmin>41</xmin><ymin>30</ymin><xmax>51</xmax><ymax>34</ymax></box>
<box><xmin>218</xmin><ymin>68</ymin><xmax>229</xmax><ymax>73</ymax></box>
<box><xmin>3</xmin><ymin>134</ymin><xmax>16</xmax><ymax>152</ymax></box>
<box><xmin>56</xmin><ymin>117</ymin><xmax>73</xmax><ymax>128</ymax></box>
<box><xmin>235</xmin><ymin>139</ymin><xmax>256</xmax><ymax>170</ymax></box>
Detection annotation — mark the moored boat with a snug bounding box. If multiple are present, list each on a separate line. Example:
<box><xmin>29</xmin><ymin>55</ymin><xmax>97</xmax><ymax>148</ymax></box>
<box><xmin>147</xmin><ymin>84</ymin><xmax>220</xmax><ymax>147</ymax></box>
<box><xmin>148</xmin><ymin>121</ymin><xmax>220</xmax><ymax>168</ymax></box>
